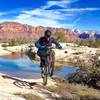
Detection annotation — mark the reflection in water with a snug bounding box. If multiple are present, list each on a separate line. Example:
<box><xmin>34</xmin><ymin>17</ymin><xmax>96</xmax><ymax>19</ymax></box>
<box><xmin>55</xmin><ymin>66</ymin><xmax>77</xmax><ymax>78</ymax></box>
<box><xmin>1</xmin><ymin>52</ymin><xmax>24</xmax><ymax>59</ymax></box>
<box><xmin>0</xmin><ymin>52</ymin><xmax>77</xmax><ymax>79</ymax></box>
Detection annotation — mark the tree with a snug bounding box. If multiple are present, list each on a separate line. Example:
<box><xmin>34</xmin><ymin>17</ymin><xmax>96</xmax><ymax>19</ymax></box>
<box><xmin>8</xmin><ymin>39</ymin><xmax>16</xmax><ymax>46</ymax></box>
<box><xmin>55</xmin><ymin>32</ymin><xmax>65</xmax><ymax>42</ymax></box>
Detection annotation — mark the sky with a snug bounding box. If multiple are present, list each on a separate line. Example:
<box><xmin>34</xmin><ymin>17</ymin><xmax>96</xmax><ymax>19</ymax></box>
<box><xmin>0</xmin><ymin>0</ymin><xmax>100</xmax><ymax>31</ymax></box>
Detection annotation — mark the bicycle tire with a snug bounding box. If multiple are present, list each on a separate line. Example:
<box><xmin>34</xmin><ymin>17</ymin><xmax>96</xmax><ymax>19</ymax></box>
<box><xmin>43</xmin><ymin>66</ymin><xmax>48</xmax><ymax>85</ymax></box>
<box><xmin>49</xmin><ymin>65</ymin><xmax>54</xmax><ymax>77</ymax></box>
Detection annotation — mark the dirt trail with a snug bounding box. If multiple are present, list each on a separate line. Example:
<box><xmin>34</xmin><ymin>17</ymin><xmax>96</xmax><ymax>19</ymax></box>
<box><xmin>0</xmin><ymin>73</ymin><xmax>100</xmax><ymax>100</ymax></box>
<box><xmin>0</xmin><ymin>73</ymin><xmax>60</xmax><ymax>100</ymax></box>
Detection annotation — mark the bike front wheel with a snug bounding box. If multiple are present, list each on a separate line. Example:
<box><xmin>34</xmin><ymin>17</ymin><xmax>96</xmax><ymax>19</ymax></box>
<box><xmin>42</xmin><ymin>66</ymin><xmax>48</xmax><ymax>85</ymax></box>
<box><xmin>49</xmin><ymin>63</ymin><xmax>54</xmax><ymax>77</ymax></box>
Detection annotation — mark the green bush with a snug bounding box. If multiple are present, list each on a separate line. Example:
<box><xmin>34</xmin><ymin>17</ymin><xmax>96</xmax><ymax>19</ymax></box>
<box><xmin>1</xmin><ymin>43</ymin><xmax>8</xmax><ymax>47</ymax></box>
<box><xmin>6</xmin><ymin>39</ymin><xmax>32</xmax><ymax>46</ymax></box>
<box><xmin>55</xmin><ymin>32</ymin><xmax>66</xmax><ymax>42</ymax></box>
<box><xmin>79</xmin><ymin>39</ymin><xmax>100</xmax><ymax>48</ymax></box>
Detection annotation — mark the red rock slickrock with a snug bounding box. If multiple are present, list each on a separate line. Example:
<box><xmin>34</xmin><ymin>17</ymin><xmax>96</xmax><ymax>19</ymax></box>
<box><xmin>0</xmin><ymin>22</ymin><xmax>79</xmax><ymax>41</ymax></box>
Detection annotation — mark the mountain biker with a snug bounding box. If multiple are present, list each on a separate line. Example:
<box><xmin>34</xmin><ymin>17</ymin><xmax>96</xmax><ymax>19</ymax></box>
<box><xmin>35</xmin><ymin>30</ymin><xmax>62</xmax><ymax>76</ymax></box>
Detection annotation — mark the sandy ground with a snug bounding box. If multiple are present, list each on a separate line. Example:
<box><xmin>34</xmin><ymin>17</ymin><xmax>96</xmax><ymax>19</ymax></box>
<box><xmin>0</xmin><ymin>42</ymin><xmax>99</xmax><ymax>66</ymax></box>
<box><xmin>0</xmin><ymin>43</ymin><xmax>99</xmax><ymax>60</ymax></box>
<box><xmin>0</xmin><ymin>44</ymin><xmax>22</xmax><ymax>56</ymax></box>
<box><xmin>0</xmin><ymin>43</ymin><xmax>100</xmax><ymax>99</ymax></box>
<box><xmin>0</xmin><ymin>73</ymin><xmax>59</xmax><ymax>100</ymax></box>
<box><xmin>0</xmin><ymin>73</ymin><xmax>100</xmax><ymax>100</ymax></box>
<box><xmin>32</xmin><ymin>43</ymin><xmax>100</xmax><ymax>64</ymax></box>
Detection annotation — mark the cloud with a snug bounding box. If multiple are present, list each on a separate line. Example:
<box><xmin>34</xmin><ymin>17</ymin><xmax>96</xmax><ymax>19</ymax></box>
<box><xmin>72</xmin><ymin>17</ymin><xmax>81</xmax><ymax>28</ymax></box>
<box><xmin>59</xmin><ymin>8</ymin><xmax>100</xmax><ymax>12</ymax></box>
<box><xmin>15</xmin><ymin>0</ymin><xmax>79</xmax><ymax>28</ymax></box>
<box><xmin>13</xmin><ymin>2</ymin><xmax>77</xmax><ymax>28</ymax></box>
<box><xmin>0</xmin><ymin>0</ymin><xmax>100</xmax><ymax>29</ymax></box>
<box><xmin>15</xmin><ymin>13</ymin><xmax>73</xmax><ymax>28</ymax></box>
<box><xmin>0</xmin><ymin>12</ymin><xmax>5</xmax><ymax>16</ymax></box>
<box><xmin>42</xmin><ymin>0</ymin><xmax>79</xmax><ymax>9</ymax></box>
<box><xmin>0</xmin><ymin>7</ymin><xmax>74</xmax><ymax>28</ymax></box>
<box><xmin>21</xmin><ymin>9</ymin><xmax>73</xmax><ymax>20</ymax></box>
<box><xmin>16</xmin><ymin>6</ymin><xmax>100</xmax><ymax>28</ymax></box>
<box><xmin>17</xmin><ymin>14</ymin><xmax>32</xmax><ymax>19</ymax></box>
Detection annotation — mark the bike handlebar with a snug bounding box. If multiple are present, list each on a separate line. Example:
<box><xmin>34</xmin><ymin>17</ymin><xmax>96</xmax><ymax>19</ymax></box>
<box><xmin>40</xmin><ymin>46</ymin><xmax>63</xmax><ymax>50</ymax></box>
<box><xmin>40</xmin><ymin>45</ymin><xmax>63</xmax><ymax>50</ymax></box>
<box><xmin>40</xmin><ymin>46</ymin><xmax>53</xmax><ymax>49</ymax></box>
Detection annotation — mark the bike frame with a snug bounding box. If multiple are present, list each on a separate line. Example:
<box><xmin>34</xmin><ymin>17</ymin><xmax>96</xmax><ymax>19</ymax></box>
<box><xmin>41</xmin><ymin>47</ymin><xmax>53</xmax><ymax>85</ymax></box>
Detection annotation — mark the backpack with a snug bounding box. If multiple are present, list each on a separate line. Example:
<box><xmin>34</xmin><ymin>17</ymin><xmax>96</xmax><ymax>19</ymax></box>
<box><xmin>37</xmin><ymin>48</ymin><xmax>50</xmax><ymax>57</ymax></box>
<box><xmin>37</xmin><ymin>37</ymin><xmax>52</xmax><ymax>57</ymax></box>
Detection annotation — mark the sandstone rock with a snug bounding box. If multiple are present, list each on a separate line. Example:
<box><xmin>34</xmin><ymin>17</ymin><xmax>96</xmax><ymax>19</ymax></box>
<box><xmin>0</xmin><ymin>22</ymin><xmax>79</xmax><ymax>41</ymax></box>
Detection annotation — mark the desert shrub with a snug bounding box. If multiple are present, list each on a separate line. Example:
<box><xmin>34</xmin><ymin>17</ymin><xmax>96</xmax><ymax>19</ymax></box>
<box><xmin>1</xmin><ymin>43</ymin><xmax>8</xmax><ymax>47</ymax></box>
<box><xmin>7</xmin><ymin>39</ymin><xmax>31</xmax><ymax>46</ymax></box>
<box><xmin>67</xmin><ymin>52</ymin><xmax>100</xmax><ymax>89</ymax></box>
<box><xmin>15</xmin><ymin>93</ymin><xmax>43</xmax><ymax>100</ymax></box>
<box><xmin>8</xmin><ymin>39</ymin><xmax>16</xmax><ymax>46</ymax></box>
<box><xmin>78</xmin><ymin>39</ymin><xmax>100</xmax><ymax>48</ymax></box>
<box><xmin>93</xmin><ymin>39</ymin><xmax>100</xmax><ymax>48</ymax></box>
<box><xmin>55</xmin><ymin>32</ymin><xmax>66</xmax><ymax>42</ymax></box>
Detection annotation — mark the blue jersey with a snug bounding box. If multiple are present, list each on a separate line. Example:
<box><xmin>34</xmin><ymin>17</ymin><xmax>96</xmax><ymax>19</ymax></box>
<box><xmin>35</xmin><ymin>37</ymin><xmax>62</xmax><ymax>49</ymax></box>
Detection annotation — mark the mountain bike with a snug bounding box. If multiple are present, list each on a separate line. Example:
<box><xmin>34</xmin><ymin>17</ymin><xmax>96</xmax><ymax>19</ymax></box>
<box><xmin>40</xmin><ymin>46</ymin><xmax>54</xmax><ymax>85</ymax></box>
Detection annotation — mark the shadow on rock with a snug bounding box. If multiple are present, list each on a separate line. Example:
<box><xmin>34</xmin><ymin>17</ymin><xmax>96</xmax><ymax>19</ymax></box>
<box><xmin>2</xmin><ymin>75</ymin><xmax>37</xmax><ymax>89</ymax></box>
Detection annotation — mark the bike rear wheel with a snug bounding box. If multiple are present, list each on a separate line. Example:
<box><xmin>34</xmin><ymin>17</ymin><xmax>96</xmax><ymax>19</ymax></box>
<box><xmin>49</xmin><ymin>65</ymin><xmax>54</xmax><ymax>77</ymax></box>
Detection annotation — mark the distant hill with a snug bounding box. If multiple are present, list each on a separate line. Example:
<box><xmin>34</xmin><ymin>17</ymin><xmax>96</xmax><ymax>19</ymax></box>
<box><xmin>0</xmin><ymin>22</ymin><xmax>79</xmax><ymax>42</ymax></box>
<box><xmin>94</xmin><ymin>33</ymin><xmax>100</xmax><ymax>39</ymax></box>
<box><xmin>79</xmin><ymin>33</ymin><xmax>90</xmax><ymax>39</ymax></box>
<box><xmin>79</xmin><ymin>30</ymin><xmax>100</xmax><ymax>39</ymax></box>
<box><xmin>0</xmin><ymin>22</ymin><xmax>99</xmax><ymax>42</ymax></box>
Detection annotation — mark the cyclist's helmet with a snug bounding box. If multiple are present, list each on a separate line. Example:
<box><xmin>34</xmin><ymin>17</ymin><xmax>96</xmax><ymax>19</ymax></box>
<box><xmin>44</xmin><ymin>30</ymin><xmax>51</xmax><ymax>37</ymax></box>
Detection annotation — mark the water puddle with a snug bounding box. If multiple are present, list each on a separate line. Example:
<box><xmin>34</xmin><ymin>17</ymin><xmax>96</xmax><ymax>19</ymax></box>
<box><xmin>0</xmin><ymin>52</ymin><xmax>77</xmax><ymax>79</ymax></box>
